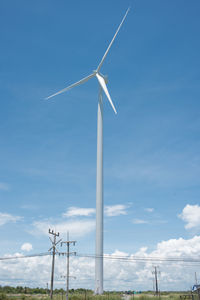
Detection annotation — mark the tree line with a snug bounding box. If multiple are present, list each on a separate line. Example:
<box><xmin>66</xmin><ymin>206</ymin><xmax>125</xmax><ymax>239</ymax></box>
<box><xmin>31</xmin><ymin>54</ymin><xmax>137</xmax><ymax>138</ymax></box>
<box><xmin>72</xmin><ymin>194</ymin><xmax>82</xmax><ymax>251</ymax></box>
<box><xmin>0</xmin><ymin>286</ymin><xmax>93</xmax><ymax>295</ymax></box>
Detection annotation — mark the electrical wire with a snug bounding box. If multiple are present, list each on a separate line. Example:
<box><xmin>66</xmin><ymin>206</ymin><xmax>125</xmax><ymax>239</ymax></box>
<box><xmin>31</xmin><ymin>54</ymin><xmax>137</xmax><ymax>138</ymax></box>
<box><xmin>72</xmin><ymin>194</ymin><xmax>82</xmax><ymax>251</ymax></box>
<box><xmin>76</xmin><ymin>253</ymin><xmax>200</xmax><ymax>264</ymax></box>
<box><xmin>0</xmin><ymin>252</ymin><xmax>50</xmax><ymax>261</ymax></box>
<box><xmin>1</xmin><ymin>251</ymin><xmax>200</xmax><ymax>266</ymax></box>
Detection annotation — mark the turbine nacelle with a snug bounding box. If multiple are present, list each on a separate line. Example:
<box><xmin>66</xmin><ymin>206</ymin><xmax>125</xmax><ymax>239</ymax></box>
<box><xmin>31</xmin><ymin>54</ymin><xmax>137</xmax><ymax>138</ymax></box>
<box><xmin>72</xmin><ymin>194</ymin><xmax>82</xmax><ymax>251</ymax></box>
<box><xmin>93</xmin><ymin>70</ymin><xmax>107</xmax><ymax>80</ymax></box>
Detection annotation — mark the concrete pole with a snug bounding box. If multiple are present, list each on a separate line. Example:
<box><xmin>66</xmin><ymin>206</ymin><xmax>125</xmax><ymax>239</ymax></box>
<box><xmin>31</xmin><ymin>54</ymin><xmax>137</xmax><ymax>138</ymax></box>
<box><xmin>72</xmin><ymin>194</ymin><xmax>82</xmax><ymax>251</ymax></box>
<box><xmin>155</xmin><ymin>267</ymin><xmax>158</xmax><ymax>296</ymax></box>
<box><xmin>49</xmin><ymin>229</ymin><xmax>59</xmax><ymax>300</ymax></box>
<box><xmin>95</xmin><ymin>85</ymin><xmax>103</xmax><ymax>294</ymax></box>
<box><xmin>50</xmin><ymin>235</ymin><xmax>56</xmax><ymax>300</ymax></box>
<box><xmin>66</xmin><ymin>232</ymin><xmax>69</xmax><ymax>300</ymax></box>
<box><xmin>195</xmin><ymin>272</ymin><xmax>198</xmax><ymax>285</ymax></box>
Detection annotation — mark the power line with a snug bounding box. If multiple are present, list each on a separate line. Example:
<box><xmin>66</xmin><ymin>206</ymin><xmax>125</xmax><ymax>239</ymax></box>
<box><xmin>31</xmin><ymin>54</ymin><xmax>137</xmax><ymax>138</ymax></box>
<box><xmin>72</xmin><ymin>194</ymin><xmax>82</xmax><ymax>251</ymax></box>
<box><xmin>0</xmin><ymin>252</ymin><xmax>50</xmax><ymax>261</ymax></box>
<box><xmin>76</xmin><ymin>253</ymin><xmax>200</xmax><ymax>264</ymax></box>
<box><xmin>1</xmin><ymin>252</ymin><xmax>200</xmax><ymax>266</ymax></box>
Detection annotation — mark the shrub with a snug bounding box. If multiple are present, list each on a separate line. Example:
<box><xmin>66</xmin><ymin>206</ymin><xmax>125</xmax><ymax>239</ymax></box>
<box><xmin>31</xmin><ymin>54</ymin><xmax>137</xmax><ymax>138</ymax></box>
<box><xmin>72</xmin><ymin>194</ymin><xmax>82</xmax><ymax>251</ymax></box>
<box><xmin>0</xmin><ymin>294</ymin><xmax>8</xmax><ymax>300</ymax></box>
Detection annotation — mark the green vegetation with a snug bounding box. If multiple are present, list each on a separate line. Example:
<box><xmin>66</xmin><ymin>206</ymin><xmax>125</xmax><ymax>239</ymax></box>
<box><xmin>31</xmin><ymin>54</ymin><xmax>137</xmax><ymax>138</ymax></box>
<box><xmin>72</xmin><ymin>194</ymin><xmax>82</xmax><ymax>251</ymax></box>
<box><xmin>1</xmin><ymin>286</ymin><xmax>199</xmax><ymax>300</ymax></box>
<box><xmin>0</xmin><ymin>294</ymin><xmax>8</xmax><ymax>300</ymax></box>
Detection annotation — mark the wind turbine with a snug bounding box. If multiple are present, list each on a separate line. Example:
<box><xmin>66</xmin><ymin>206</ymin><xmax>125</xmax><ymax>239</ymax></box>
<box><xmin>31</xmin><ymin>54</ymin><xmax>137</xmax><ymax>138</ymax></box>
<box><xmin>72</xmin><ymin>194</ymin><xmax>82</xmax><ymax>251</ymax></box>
<box><xmin>46</xmin><ymin>8</ymin><xmax>129</xmax><ymax>294</ymax></box>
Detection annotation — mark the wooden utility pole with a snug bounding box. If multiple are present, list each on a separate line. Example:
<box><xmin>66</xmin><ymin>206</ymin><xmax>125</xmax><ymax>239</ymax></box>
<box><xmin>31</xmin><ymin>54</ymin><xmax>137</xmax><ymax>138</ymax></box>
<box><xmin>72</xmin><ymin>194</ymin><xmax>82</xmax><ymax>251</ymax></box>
<box><xmin>60</xmin><ymin>233</ymin><xmax>76</xmax><ymax>300</ymax></box>
<box><xmin>49</xmin><ymin>229</ymin><xmax>61</xmax><ymax>300</ymax></box>
<box><xmin>152</xmin><ymin>266</ymin><xmax>160</xmax><ymax>296</ymax></box>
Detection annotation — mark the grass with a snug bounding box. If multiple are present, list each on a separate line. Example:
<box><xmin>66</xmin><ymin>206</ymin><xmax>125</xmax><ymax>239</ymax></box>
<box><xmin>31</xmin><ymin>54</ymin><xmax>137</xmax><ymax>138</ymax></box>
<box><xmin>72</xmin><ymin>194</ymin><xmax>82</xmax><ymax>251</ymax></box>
<box><xmin>2</xmin><ymin>292</ymin><xmax>199</xmax><ymax>300</ymax></box>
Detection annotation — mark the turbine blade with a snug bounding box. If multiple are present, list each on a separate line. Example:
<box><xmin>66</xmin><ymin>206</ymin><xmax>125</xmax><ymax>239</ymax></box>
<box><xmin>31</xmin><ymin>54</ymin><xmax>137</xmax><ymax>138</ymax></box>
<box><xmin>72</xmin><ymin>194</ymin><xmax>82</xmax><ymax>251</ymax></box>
<box><xmin>45</xmin><ymin>73</ymin><xmax>95</xmax><ymax>100</ymax></box>
<box><xmin>97</xmin><ymin>7</ymin><xmax>130</xmax><ymax>72</ymax></box>
<box><xmin>96</xmin><ymin>73</ymin><xmax>117</xmax><ymax>114</ymax></box>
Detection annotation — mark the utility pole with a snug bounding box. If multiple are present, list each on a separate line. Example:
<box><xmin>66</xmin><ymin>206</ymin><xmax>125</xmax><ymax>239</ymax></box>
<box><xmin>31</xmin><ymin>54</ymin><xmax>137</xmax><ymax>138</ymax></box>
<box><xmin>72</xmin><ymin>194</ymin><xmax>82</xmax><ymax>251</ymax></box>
<box><xmin>152</xmin><ymin>266</ymin><xmax>160</xmax><ymax>296</ymax></box>
<box><xmin>195</xmin><ymin>272</ymin><xmax>198</xmax><ymax>285</ymax></box>
<box><xmin>46</xmin><ymin>283</ymin><xmax>49</xmax><ymax>295</ymax></box>
<box><xmin>61</xmin><ymin>275</ymin><xmax>76</xmax><ymax>300</ymax></box>
<box><xmin>60</xmin><ymin>233</ymin><xmax>76</xmax><ymax>300</ymax></box>
<box><xmin>49</xmin><ymin>229</ymin><xmax>62</xmax><ymax>300</ymax></box>
<box><xmin>194</xmin><ymin>272</ymin><xmax>200</xmax><ymax>300</ymax></box>
<box><xmin>153</xmin><ymin>277</ymin><xmax>155</xmax><ymax>294</ymax></box>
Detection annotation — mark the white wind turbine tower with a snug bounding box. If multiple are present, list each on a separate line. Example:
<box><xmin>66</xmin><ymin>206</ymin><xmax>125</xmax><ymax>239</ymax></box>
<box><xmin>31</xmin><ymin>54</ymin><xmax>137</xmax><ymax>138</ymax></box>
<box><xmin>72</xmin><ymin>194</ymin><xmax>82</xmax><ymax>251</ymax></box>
<box><xmin>46</xmin><ymin>8</ymin><xmax>129</xmax><ymax>294</ymax></box>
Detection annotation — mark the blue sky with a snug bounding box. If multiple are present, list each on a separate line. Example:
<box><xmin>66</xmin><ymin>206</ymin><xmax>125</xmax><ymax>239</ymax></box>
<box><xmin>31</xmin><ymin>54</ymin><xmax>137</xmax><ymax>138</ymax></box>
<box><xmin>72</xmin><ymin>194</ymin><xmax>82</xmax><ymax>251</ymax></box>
<box><xmin>0</xmin><ymin>0</ymin><xmax>200</xmax><ymax>291</ymax></box>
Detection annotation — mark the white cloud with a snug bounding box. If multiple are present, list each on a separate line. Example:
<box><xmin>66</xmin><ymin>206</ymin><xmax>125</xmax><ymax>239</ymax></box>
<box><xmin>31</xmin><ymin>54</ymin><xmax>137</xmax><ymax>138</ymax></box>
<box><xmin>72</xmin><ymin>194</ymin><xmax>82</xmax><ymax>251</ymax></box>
<box><xmin>1</xmin><ymin>236</ymin><xmax>200</xmax><ymax>291</ymax></box>
<box><xmin>132</xmin><ymin>219</ymin><xmax>148</xmax><ymax>224</ymax></box>
<box><xmin>155</xmin><ymin>236</ymin><xmax>200</xmax><ymax>255</ymax></box>
<box><xmin>21</xmin><ymin>243</ymin><xmax>33</xmax><ymax>252</ymax></box>
<box><xmin>179</xmin><ymin>204</ymin><xmax>200</xmax><ymax>230</ymax></box>
<box><xmin>0</xmin><ymin>212</ymin><xmax>22</xmax><ymax>226</ymax></box>
<box><xmin>63</xmin><ymin>207</ymin><xmax>95</xmax><ymax>217</ymax></box>
<box><xmin>104</xmin><ymin>205</ymin><xmax>127</xmax><ymax>217</ymax></box>
<box><xmin>63</xmin><ymin>204</ymin><xmax>127</xmax><ymax>217</ymax></box>
<box><xmin>145</xmin><ymin>208</ymin><xmax>154</xmax><ymax>213</ymax></box>
<box><xmin>31</xmin><ymin>219</ymin><xmax>95</xmax><ymax>238</ymax></box>
<box><xmin>63</xmin><ymin>205</ymin><xmax>128</xmax><ymax>218</ymax></box>
<box><xmin>0</xmin><ymin>182</ymin><xmax>9</xmax><ymax>191</ymax></box>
